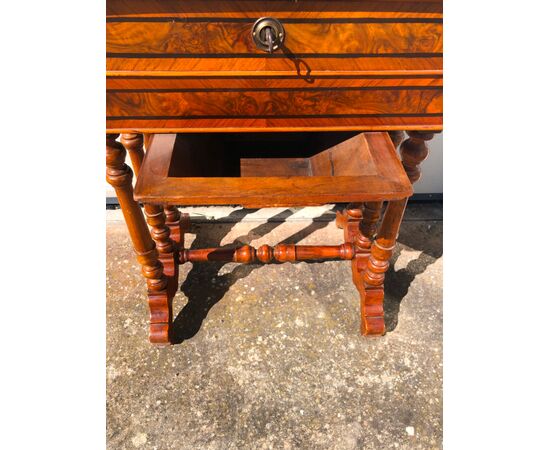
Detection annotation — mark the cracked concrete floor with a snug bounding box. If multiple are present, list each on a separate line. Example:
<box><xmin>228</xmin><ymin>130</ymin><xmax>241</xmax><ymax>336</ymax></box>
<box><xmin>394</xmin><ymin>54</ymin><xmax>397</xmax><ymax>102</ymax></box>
<box><xmin>107</xmin><ymin>204</ymin><xmax>443</xmax><ymax>450</ymax></box>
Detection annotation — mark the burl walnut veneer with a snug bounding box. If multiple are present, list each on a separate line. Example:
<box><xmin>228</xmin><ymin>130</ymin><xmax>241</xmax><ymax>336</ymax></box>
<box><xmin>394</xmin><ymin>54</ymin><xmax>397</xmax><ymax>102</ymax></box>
<box><xmin>106</xmin><ymin>0</ymin><xmax>442</xmax><ymax>344</ymax></box>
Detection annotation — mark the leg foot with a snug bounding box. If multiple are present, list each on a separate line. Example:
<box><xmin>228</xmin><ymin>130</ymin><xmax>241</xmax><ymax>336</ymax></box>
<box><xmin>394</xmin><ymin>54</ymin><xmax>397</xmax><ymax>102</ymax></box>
<box><xmin>360</xmin><ymin>287</ymin><xmax>385</xmax><ymax>335</ymax></box>
<box><xmin>148</xmin><ymin>292</ymin><xmax>172</xmax><ymax>345</ymax></box>
<box><xmin>107</xmin><ymin>134</ymin><xmax>171</xmax><ymax>345</ymax></box>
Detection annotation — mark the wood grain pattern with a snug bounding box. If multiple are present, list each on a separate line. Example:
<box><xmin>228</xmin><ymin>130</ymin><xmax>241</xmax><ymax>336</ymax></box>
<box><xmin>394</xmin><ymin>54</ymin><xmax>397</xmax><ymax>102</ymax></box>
<box><xmin>107</xmin><ymin>88</ymin><xmax>442</xmax><ymax>118</ymax></box>
<box><xmin>106</xmin><ymin>134</ymin><xmax>171</xmax><ymax>344</ymax></box>
<box><xmin>134</xmin><ymin>132</ymin><xmax>412</xmax><ymax>207</ymax></box>
<box><xmin>398</xmin><ymin>130</ymin><xmax>434</xmax><ymax>183</ymax></box>
<box><xmin>107</xmin><ymin>21</ymin><xmax>441</xmax><ymax>56</ymax></box>
<box><xmin>107</xmin><ymin>55</ymin><xmax>442</xmax><ymax>77</ymax></box>
<box><xmin>107</xmin><ymin>75</ymin><xmax>443</xmax><ymax>90</ymax></box>
<box><xmin>106</xmin><ymin>0</ymin><xmax>442</xmax><ymax>343</ymax></box>
<box><xmin>107</xmin><ymin>0</ymin><xmax>443</xmax><ymax>20</ymax></box>
<box><xmin>107</xmin><ymin>115</ymin><xmax>442</xmax><ymax>134</ymax></box>
<box><xmin>180</xmin><ymin>243</ymin><xmax>354</xmax><ymax>263</ymax></box>
<box><xmin>106</xmin><ymin>0</ymin><xmax>443</xmax><ymax>132</ymax></box>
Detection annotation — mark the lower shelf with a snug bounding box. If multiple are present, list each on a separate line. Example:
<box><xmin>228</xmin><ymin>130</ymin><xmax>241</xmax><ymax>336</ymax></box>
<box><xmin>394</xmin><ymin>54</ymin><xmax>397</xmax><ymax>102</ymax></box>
<box><xmin>134</xmin><ymin>131</ymin><xmax>411</xmax><ymax>207</ymax></box>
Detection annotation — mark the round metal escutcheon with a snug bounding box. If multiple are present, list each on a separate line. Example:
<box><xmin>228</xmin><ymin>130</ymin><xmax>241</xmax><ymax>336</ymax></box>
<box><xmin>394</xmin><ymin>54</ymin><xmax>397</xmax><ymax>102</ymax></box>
<box><xmin>251</xmin><ymin>17</ymin><xmax>285</xmax><ymax>53</ymax></box>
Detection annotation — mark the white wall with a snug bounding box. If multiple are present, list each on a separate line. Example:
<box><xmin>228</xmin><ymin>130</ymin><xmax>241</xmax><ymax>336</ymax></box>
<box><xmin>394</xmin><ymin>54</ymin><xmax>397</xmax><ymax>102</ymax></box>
<box><xmin>413</xmin><ymin>133</ymin><xmax>443</xmax><ymax>194</ymax></box>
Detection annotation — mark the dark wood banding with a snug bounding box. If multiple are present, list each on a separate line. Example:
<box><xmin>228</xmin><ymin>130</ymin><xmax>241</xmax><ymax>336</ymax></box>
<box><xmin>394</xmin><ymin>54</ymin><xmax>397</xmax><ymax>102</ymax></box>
<box><xmin>107</xmin><ymin>75</ymin><xmax>443</xmax><ymax>90</ymax></box>
<box><xmin>107</xmin><ymin>0</ymin><xmax>443</xmax><ymax>20</ymax></box>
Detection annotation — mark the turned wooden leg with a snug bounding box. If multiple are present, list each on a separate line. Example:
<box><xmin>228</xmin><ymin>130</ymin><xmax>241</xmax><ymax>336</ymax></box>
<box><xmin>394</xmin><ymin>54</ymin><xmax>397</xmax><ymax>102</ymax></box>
<box><xmin>398</xmin><ymin>131</ymin><xmax>435</xmax><ymax>184</ymax></box>
<box><xmin>106</xmin><ymin>134</ymin><xmax>171</xmax><ymax>345</ymax></box>
<box><xmin>144</xmin><ymin>204</ymin><xmax>179</xmax><ymax>302</ymax></box>
<box><xmin>388</xmin><ymin>130</ymin><xmax>405</xmax><ymax>149</ymax></box>
<box><xmin>122</xmin><ymin>133</ymin><xmax>186</xmax><ymax>247</ymax></box>
<box><xmin>343</xmin><ymin>200</ymin><xmax>385</xmax><ymax>336</ymax></box>
<box><xmin>355</xmin><ymin>201</ymin><xmax>384</xmax><ymax>250</ymax></box>
<box><xmin>164</xmin><ymin>205</ymin><xmax>186</xmax><ymax>246</ymax></box>
<box><xmin>336</xmin><ymin>202</ymin><xmax>364</xmax><ymax>246</ymax></box>
<box><xmin>360</xmin><ymin>198</ymin><xmax>408</xmax><ymax>335</ymax></box>
<box><xmin>120</xmin><ymin>133</ymin><xmax>145</xmax><ymax>175</ymax></box>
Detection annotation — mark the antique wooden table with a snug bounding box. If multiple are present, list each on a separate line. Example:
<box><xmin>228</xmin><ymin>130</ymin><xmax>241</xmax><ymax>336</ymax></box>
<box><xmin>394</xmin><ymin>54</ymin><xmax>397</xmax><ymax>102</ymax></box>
<box><xmin>106</xmin><ymin>0</ymin><xmax>442</xmax><ymax>345</ymax></box>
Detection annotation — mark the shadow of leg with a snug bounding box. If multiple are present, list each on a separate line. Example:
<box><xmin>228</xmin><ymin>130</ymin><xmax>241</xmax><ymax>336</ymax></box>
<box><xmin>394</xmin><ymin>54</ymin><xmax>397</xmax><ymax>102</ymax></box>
<box><xmin>383</xmin><ymin>221</ymin><xmax>443</xmax><ymax>332</ymax></box>
<box><xmin>171</xmin><ymin>208</ymin><xmax>317</xmax><ymax>343</ymax></box>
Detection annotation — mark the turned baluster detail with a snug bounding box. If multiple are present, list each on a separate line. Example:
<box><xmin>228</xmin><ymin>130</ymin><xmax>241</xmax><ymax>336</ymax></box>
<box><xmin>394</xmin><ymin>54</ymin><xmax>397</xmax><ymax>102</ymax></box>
<box><xmin>106</xmin><ymin>135</ymin><xmax>170</xmax><ymax>343</ymax></box>
<box><xmin>120</xmin><ymin>133</ymin><xmax>184</xmax><ymax>248</ymax></box>
<box><xmin>180</xmin><ymin>243</ymin><xmax>354</xmax><ymax>264</ymax></box>
<box><xmin>120</xmin><ymin>133</ymin><xmax>175</xmax><ymax>256</ymax></box>
<box><xmin>143</xmin><ymin>205</ymin><xmax>174</xmax><ymax>256</ymax></box>
<box><xmin>355</xmin><ymin>201</ymin><xmax>384</xmax><ymax>250</ymax></box>
<box><xmin>344</xmin><ymin>203</ymin><xmax>363</xmax><ymax>222</ymax></box>
<box><xmin>164</xmin><ymin>206</ymin><xmax>181</xmax><ymax>225</ymax></box>
<box><xmin>363</xmin><ymin>199</ymin><xmax>407</xmax><ymax>288</ymax></box>
<box><xmin>164</xmin><ymin>205</ymin><xmax>185</xmax><ymax>246</ymax></box>
<box><xmin>120</xmin><ymin>133</ymin><xmax>145</xmax><ymax>175</ymax></box>
<box><xmin>336</xmin><ymin>202</ymin><xmax>362</xmax><ymax>228</ymax></box>
<box><xmin>398</xmin><ymin>131</ymin><xmax>435</xmax><ymax>184</ymax></box>
<box><xmin>359</xmin><ymin>198</ymin><xmax>408</xmax><ymax>335</ymax></box>
<box><xmin>388</xmin><ymin>130</ymin><xmax>405</xmax><ymax>149</ymax></box>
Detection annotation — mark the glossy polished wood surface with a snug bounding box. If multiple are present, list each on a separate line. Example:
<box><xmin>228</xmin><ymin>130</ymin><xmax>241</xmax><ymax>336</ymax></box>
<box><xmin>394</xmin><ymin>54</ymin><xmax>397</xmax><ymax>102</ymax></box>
<box><xmin>106</xmin><ymin>0</ymin><xmax>443</xmax><ymax>133</ymax></box>
<box><xmin>133</xmin><ymin>132</ymin><xmax>412</xmax><ymax>207</ymax></box>
<box><xmin>107</xmin><ymin>21</ymin><xmax>441</xmax><ymax>56</ymax></box>
<box><xmin>106</xmin><ymin>1</ymin><xmax>442</xmax><ymax>343</ymax></box>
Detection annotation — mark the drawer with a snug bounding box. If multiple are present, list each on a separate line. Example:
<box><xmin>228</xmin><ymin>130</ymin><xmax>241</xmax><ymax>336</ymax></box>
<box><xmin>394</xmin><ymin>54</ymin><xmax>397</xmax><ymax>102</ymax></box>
<box><xmin>106</xmin><ymin>0</ymin><xmax>443</xmax><ymax>133</ymax></box>
<box><xmin>107</xmin><ymin>0</ymin><xmax>442</xmax><ymax>76</ymax></box>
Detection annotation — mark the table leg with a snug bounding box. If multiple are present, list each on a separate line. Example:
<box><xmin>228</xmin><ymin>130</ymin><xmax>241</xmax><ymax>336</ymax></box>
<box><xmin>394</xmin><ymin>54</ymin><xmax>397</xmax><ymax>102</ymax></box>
<box><xmin>164</xmin><ymin>205</ymin><xmax>186</xmax><ymax>246</ymax></box>
<box><xmin>106</xmin><ymin>134</ymin><xmax>171</xmax><ymax>345</ymax></box>
<box><xmin>143</xmin><ymin>203</ymin><xmax>179</xmax><ymax>301</ymax></box>
<box><xmin>336</xmin><ymin>202</ymin><xmax>364</xmax><ymax>246</ymax></box>
<box><xmin>361</xmin><ymin>198</ymin><xmax>408</xmax><ymax>335</ymax></box>
<box><xmin>398</xmin><ymin>131</ymin><xmax>435</xmax><ymax>184</ymax></box>
<box><xmin>388</xmin><ymin>130</ymin><xmax>405</xmax><ymax>149</ymax></box>
<box><xmin>122</xmin><ymin>133</ymin><xmax>186</xmax><ymax>247</ymax></box>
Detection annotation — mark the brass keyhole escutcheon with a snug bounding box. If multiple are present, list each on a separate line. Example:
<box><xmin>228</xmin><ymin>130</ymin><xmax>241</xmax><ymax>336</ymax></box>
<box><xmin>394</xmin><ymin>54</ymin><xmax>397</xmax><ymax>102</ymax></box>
<box><xmin>252</xmin><ymin>17</ymin><xmax>285</xmax><ymax>53</ymax></box>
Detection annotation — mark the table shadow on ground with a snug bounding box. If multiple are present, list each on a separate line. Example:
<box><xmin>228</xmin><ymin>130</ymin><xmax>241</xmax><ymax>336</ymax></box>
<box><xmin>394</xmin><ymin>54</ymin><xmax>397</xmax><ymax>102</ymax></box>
<box><xmin>170</xmin><ymin>206</ymin><xmax>442</xmax><ymax>343</ymax></box>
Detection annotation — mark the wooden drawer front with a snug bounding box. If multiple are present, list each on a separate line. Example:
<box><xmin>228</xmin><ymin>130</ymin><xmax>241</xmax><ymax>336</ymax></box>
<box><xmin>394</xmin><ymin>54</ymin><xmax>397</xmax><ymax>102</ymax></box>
<box><xmin>106</xmin><ymin>76</ymin><xmax>442</xmax><ymax>132</ymax></box>
<box><xmin>107</xmin><ymin>87</ymin><xmax>442</xmax><ymax>118</ymax></box>
<box><xmin>106</xmin><ymin>0</ymin><xmax>442</xmax><ymax>132</ymax></box>
<box><xmin>107</xmin><ymin>20</ymin><xmax>441</xmax><ymax>57</ymax></box>
<box><xmin>107</xmin><ymin>0</ymin><xmax>442</xmax><ymax>76</ymax></box>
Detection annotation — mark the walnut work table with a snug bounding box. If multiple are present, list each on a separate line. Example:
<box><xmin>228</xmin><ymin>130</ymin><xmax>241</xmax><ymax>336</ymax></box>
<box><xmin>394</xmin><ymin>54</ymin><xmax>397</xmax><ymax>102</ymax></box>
<box><xmin>106</xmin><ymin>0</ymin><xmax>442</xmax><ymax>345</ymax></box>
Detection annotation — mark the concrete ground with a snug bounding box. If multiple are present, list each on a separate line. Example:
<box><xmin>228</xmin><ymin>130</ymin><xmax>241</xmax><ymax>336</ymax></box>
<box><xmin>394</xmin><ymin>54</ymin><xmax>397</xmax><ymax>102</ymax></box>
<box><xmin>107</xmin><ymin>203</ymin><xmax>443</xmax><ymax>450</ymax></box>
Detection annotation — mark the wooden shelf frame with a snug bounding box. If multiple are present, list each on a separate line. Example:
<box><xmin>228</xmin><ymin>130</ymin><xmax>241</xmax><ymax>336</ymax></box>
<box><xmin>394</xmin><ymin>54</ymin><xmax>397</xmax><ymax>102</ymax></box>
<box><xmin>134</xmin><ymin>132</ymin><xmax>412</xmax><ymax>208</ymax></box>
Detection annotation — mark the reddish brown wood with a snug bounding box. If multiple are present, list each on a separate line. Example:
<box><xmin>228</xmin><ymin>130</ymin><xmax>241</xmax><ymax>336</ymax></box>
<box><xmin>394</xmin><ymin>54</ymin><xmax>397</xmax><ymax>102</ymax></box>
<box><xmin>163</xmin><ymin>206</ymin><xmax>184</xmax><ymax>245</ymax></box>
<box><xmin>180</xmin><ymin>243</ymin><xmax>354</xmax><ymax>264</ymax></box>
<box><xmin>106</xmin><ymin>0</ymin><xmax>442</xmax><ymax>343</ymax></box>
<box><xmin>106</xmin><ymin>0</ymin><xmax>443</xmax><ymax>133</ymax></box>
<box><xmin>398</xmin><ymin>130</ymin><xmax>435</xmax><ymax>184</ymax></box>
<box><xmin>134</xmin><ymin>132</ymin><xmax>412</xmax><ymax>207</ymax></box>
<box><xmin>388</xmin><ymin>130</ymin><xmax>406</xmax><ymax>149</ymax></box>
<box><xmin>107</xmin><ymin>75</ymin><xmax>443</xmax><ymax>91</ymax></box>
<box><xmin>107</xmin><ymin>21</ymin><xmax>441</xmax><ymax>56</ymax></box>
<box><xmin>120</xmin><ymin>133</ymin><xmax>145</xmax><ymax>174</ymax></box>
<box><xmin>106</xmin><ymin>134</ymin><xmax>171</xmax><ymax>344</ymax></box>
<box><xmin>107</xmin><ymin>116</ymin><xmax>442</xmax><ymax>135</ymax></box>
<box><xmin>121</xmin><ymin>132</ymin><xmax>186</xmax><ymax>247</ymax></box>
<box><xmin>356</xmin><ymin>201</ymin><xmax>384</xmax><ymax>250</ymax></box>
<box><xmin>107</xmin><ymin>88</ymin><xmax>442</xmax><ymax>123</ymax></box>
<box><xmin>335</xmin><ymin>202</ymin><xmax>363</xmax><ymax>246</ymax></box>
<box><xmin>108</xmin><ymin>0</ymin><xmax>443</xmax><ymax>20</ymax></box>
<box><xmin>361</xmin><ymin>198</ymin><xmax>408</xmax><ymax>335</ymax></box>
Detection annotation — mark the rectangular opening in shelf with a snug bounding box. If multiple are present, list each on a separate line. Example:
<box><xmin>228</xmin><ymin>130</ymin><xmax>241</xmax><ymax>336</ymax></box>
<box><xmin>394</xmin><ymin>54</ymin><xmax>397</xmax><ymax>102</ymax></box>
<box><xmin>135</xmin><ymin>131</ymin><xmax>411</xmax><ymax>207</ymax></box>
<box><xmin>166</xmin><ymin>132</ymin><xmax>376</xmax><ymax>178</ymax></box>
